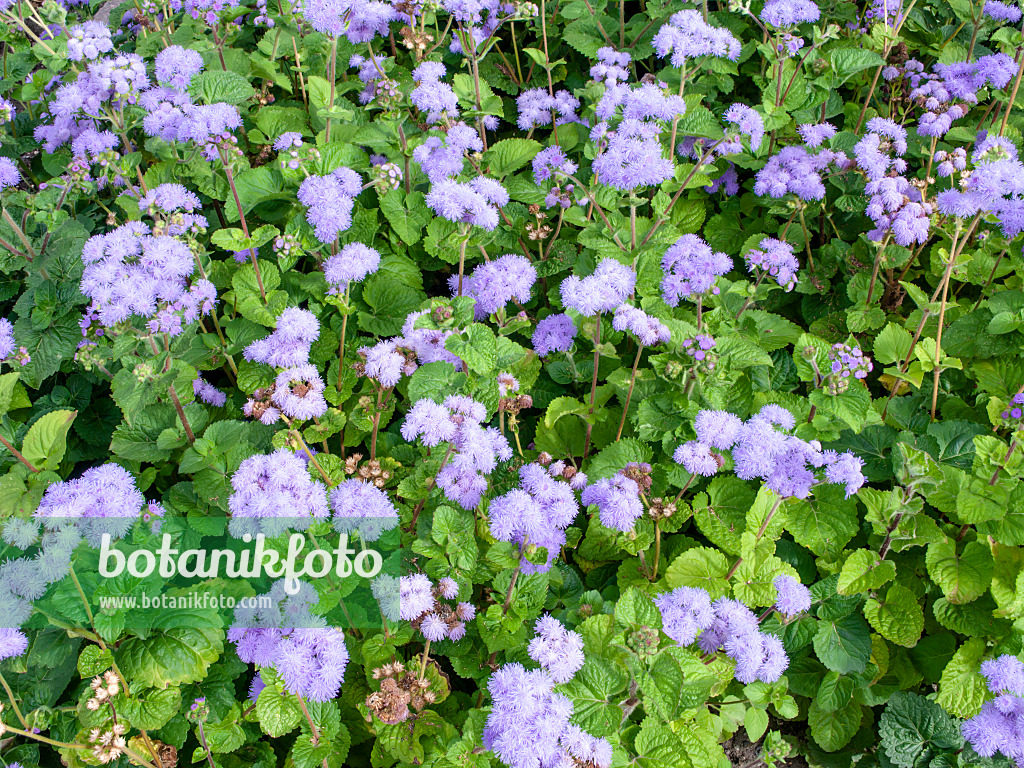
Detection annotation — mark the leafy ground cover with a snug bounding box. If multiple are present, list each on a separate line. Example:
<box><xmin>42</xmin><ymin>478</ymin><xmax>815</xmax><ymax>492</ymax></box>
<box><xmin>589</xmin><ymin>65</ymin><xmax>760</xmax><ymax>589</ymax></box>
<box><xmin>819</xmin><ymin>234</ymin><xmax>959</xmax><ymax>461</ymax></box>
<box><xmin>2</xmin><ymin>0</ymin><xmax>1024</xmax><ymax>765</ymax></box>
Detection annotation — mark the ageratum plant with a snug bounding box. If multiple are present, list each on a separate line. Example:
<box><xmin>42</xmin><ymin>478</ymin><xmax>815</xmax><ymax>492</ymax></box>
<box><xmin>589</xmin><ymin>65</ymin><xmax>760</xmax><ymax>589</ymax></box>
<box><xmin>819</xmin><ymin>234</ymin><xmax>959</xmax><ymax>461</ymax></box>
<box><xmin>4</xmin><ymin>0</ymin><xmax>1024</xmax><ymax>763</ymax></box>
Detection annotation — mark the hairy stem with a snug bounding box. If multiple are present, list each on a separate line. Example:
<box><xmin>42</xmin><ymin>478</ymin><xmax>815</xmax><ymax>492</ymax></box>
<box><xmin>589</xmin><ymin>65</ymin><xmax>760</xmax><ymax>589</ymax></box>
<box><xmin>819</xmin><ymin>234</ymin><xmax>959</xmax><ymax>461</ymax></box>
<box><xmin>615</xmin><ymin>345</ymin><xmax>644</xmax><ymax>441</ymax></box>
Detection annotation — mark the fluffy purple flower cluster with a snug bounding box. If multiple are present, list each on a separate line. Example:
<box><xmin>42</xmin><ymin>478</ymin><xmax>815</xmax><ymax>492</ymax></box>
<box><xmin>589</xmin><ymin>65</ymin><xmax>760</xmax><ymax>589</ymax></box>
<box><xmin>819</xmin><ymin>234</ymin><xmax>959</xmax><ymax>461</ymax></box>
<box><xmin>516</xmin><ymin>88</ymin><xmax>580</xmax><ymax>131</ymax></box>
<box><xmin>532</xmin><ymin>146</ymin><xmax>578</xmax><ymax>184</ymax></box>
<box><xmin>963</xmin><ymin>655</ymin><xmax>1024</xmax><ymax>761</ymax></box>
<box><xmin>823</xmin><ymin>342</ymin><xmax>873</xmax><ymax>393</ymax></box>
<box><xmin>67</xmin><ymin>21</ymin><xmax>114</xmax><ymax>62</ymax></box>
<box><xmin>402</xmin><ymin>396</ymin><xmax>512</xmax><ymax>508</ymax></box>
<box><xmin>723</xmin><ymin>104</ymin><xmax>765</xmax><ymax>153</ymax></box>
<box><xmin>0</xmin><ymin>318</ymin><xmax>15</xmax><ymax>361</ymax></box>
<box><xmin>773</xmin><ymin>574</ymin><xmax>812</xmax><ymax>616</ymax></box>
<box><xmin>612</xmin><ymin>304</ymin><xmax>671</xmax><ymax>346</ymax></box>
<box><xmin>532</xmin><ymin>314</ymin><xmax>576</xmax><ymax>356</ymax></box>
<box><xmin>985</xmin><ymin>0</ymin><xmax>1023</xmax><ymax>20</ymax></box>
<box><xmin>426</xmin><ymin>177</ymin><xmax>509</xmax><ymax>230</ymax></box>
<box><xmin>935</xmin><ymin>148</ymin><xmax>967</xmax><ymax>177</ymax></box>
<box><xmin>324</xmin><ymin>243</ymin><xmax>381</xmax><ymax>290</ymax></box>
<box><xmin>560</xmin><ymin>258</ymin><xmax>636</xmax><ymax>316</ymax></box>
<box><xmin>661</xmin><ymin>234</ymin><xmax>732</xmax><ymax>306</ymax></box>
<box><xmin>489</xmin><ymin>463</ymin><xmax>580</xmax><ymax>573</ymax></box>
<box><xmin>273</xmin><ymin>365</ymin><xmax>328</xmax><ymax>421</ymax></box>
<box><xmin>298</xmin><ymin>168</ymin><xmax>362</xmax><ymax>243</ymax></box>
<box><xmin>744</xmin><ymin>237</ymin><xmax>800</xmax><ymax>291</ymax></box>
<box><xmin>682</xmin><ymin>334</ymin><xmax>716</xmax><ymax>364</ymax></box>
<box><xmin>656</xmin><ymin>587</ymin><xmax>789</xmax><ymax>683</ymax></box>
<box><xmin>193</xmin><ymin>374</ymin><xmax>227</xmax><ymax>407</ymax></box>
<box><xmin>330</xmin><ymin>479</ymin><xmax>400</xmax><ymax>542</ymax></box>
<box><xmin>528</xmin><ymin>615</ymin><xmax>585</xmax><ymax>683</ymax></box>
<box><xmin>35</xmin><ymin>463</ymin><xmax>144</xmax><ymax>546</ymax></box>
<box><xmin>244</xmin><ymin>307</ymin><xmax>319</xmax><ymax>369</ymax></box>
<box><xmin>937</xmin><ymin>135</ymin><xmax>1024</xmax><ymax>238</ymax></box>
<box><xmin>401</xmin><ymin>311</ymin><xmax>464</xmax><ymax>370</ymax></box>
<box><xmin>581</xmin><ymin>466</ymin><xmax>646</xmax><ymax>532</ymax></box>
<box><xmin>413</xmin><ymin>122</ymin><xmax>480</xmax><ymax>182</ymax></box>
<box><xmin>397</xmin><ymin>573</ymin><xmax>475</xmax><ymax>640</ymax></box>
<box><xmin>760</xmin><ymin>0</ymin><xmax>820</xmax><ymax>26</ymax></box>
<box><xmin>79</xmin><ymin>222</ymin><xmax>216</xmax><ymax>331</ymax></box>
<box><xmin>451</xmin><ymin>254</ymin><xmax>537</xmax><ymax>319</ymax></box>
<box><xmin>652</xmin><ymin>10</ymin><xmax>741</xmax><ymax>65</ymax></box>
<box><xmin>589</xmin><ymin>47</ymin><xmax>631</xmax><ymax>85</ymax></box>
<box><xmin>297</xmin><ymin>0</ymin><xmax>397</xmax><ymax>43</ymax></box>
<box><xmin>673</xmin><ymin>406</ymin><xmax>866</xmax><ymax>498</ymax></box>
<box><xmin>410</xmin><ymin>62</ymin><xmax>458</xmax><ymax>123</ymax></box>
<box><xmin>360</xmin><ymin>338</ymin><xmax>418</xmax><ymax>386</ymax></box>
<box><xmin>154</xmin><ymin>45</ymin><xmax>204</xmax><ymax>90</ymax></box>
<box><xmin>0</xmin><ymin>157</ymin><xmax>19</xmax><ymax>190</ymax></box>
<box><xmin>227</xmin><ymin>448</ymin><xmax>329</xmax><ymax>537</ymax></box>
<box><xmin>754</xmin><ymin>146</ymin><xmax>847</xmax><ymax>201</ymax></box>
<box><xmin>229</xmin><ymin>581</ymin><xmax>349</xmax><ymax>703</ymax></box>
<box><xmin>0</xmin><ymin>628</ymin><xmax>29</xmax><ymax>660</ymax></box>
<box><xmin>1000</xmin><ymin>393</ymin><xmax>1024</xmax><ymax>422</ymax></box>
<box><xmin>483</xmin><ymin>636</ymin><xmax>612</xmax><ymax>768</ymax></box>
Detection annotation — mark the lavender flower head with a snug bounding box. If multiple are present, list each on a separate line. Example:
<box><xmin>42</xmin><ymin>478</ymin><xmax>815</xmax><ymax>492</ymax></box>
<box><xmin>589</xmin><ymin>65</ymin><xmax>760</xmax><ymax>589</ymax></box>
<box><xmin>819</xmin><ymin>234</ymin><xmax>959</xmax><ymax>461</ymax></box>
<box><xmin>298</xmin><ymin>168</ymin><xmax>362</xmax><ymax>243</ymax></box>
<box><xmin>227</xmin><ymin>448</ymin><xmax>329</xmax><ymax>538</ymax></box>
<box><xmin>745</xmin><ymin>237</ymin><xmax>799</xmax><ymax>291</ymax></box>
<box><xmin>760</xmin><ymin>0</ymin><xmax>820</xmax><ymax>26</ymax></box>
<box><xmin>963</xmin><ymin>655</ymin><xmax>1024</xmax><ymax>760</ymax></box>
<box><xmin>272</xmin><ymin>364</ymin><xmax>328</xmax><ymax>420</ymax></box>
<box><xmin>655</xmin><ymin>586</ymin><xmax>714</xmax><ymax>645</ymax></box>
<box><xmin>155</xmin><ymin>45</ymin><xmax>204</xmax><ymax>90</ymax></box>
<box><xmin>193</xmin><ymin>375</ymin><xmax>227</xmax><ymax>407</ymax></box>
<box><xmin>67</xmin><ymin>21</ymin><xmax>114</xmax><ymax>62</ymax></box>
<box><xmin>673</xmin><ymin>441</ymin><xmax>719</xmax><ymax>477</ymax></box>
<box><xmin>724</xmin><ymin>104</ymin><xmax>765</xmax><ymax>152</ymax></box>
<box><xmin>35</xmin><ymin>464</ymin><xmax>144</xmax><ymax>546</ymax></box>
<box><xmin>797</xmin><ymin>122</ymin><xmax>837</xmax><ymax>148</ymax></box>
<box><xmin>0</xmin><ymin>318</ymin><xmax>15</xmax><ymax>361</ymax></box>
<box><xmin>985</xmin><ymin>0</ymin><xmax>1022</xmax><ymax>21</ymax></box>
<box><xmin>773</xmin><ymin>574</ymin><xmax>811</xmax><ymax>616</ymax></box>
<box><xmin>0</xmin><ymin>628</ymin><xmax>28</xmax><ymax>660</ymax></box>
<box><xmin>581</xmin><ymin>472</ymin><xmax>643</xmax><ymax>532</ymax></box>
<box><xmin>330</xmin><ymin>479</ymin><xmax>400</xmax><ymax>541</ymax></box>
<box><xmin>528</xmin><ymin>615</ymin><xmax>585</xmax><ymax>683</ymax></box>
<box><xmin>0</xmin><ymin>158</ymin><xmax>19</xmax><ymax>190</ymax></box>
<box><xmin>532</xmin><ymin>314</ymin><xmax>576</xmax><ymax>356</ymax></box>
<box><xmin>324</xmin><ymin>243</ymin><xmax>381</xmax><ymax>290</ymax></box>
<box><xmin>653</xmin><ymin>10</ymin><xmax>741</xmax><ymax>66</ymax></box>
<box><xmin>560</xmin><ymin>259</ymin><xmax>636</xmax><ymax>316</ymax></box>
<box><xmin>451</xmin><ymin>254</ymin><xmax>537</xmax><ymax>319</ymax></box>
<box><xmin>612</xmin><ymin>304</ymin><xmax>671</xmax><ymax>346</ymax></box>
<box><xmin>244</xmin><ymin>307</ymin><xmax>319</xmax><ymax>369</ymax></box>
<box><xmin>661</xmin><ymin>234</ymin><xmax>732</xmax><ymax>306</ymax></box>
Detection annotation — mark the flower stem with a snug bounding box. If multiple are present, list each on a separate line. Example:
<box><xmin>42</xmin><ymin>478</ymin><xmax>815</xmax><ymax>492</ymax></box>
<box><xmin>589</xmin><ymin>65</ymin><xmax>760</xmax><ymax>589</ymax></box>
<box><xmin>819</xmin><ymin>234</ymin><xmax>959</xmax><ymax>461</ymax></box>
<box><xmin>0</xmin><ymin>671</ymin><xmax>28</xmax><ymax>730</ymax></box>
<box><xmin>220</xmin><ymin>158</ymin><xmax>266</xmax><ymax>302</ymax></box>
<box><xmin>0</xmin><ymin>433</ymin><xmax>38</xmax><ymax>472</ymax></box>
<box><xmin>865</xmin><ymin>235</ymin><xmax>891</xmax><ymax>307</ymax></box>
<box><xmin>2</xmin><ymin>208</ymin><xmax>35</xmax><ymax>261</ymax></box>
<box><xmin>582</xmin><ymin>316</ymin><xmax>602</xmax><ymax>461</ymax></box>
<box><xmin>615</xmin><ymin>345</ymin><xmax>644</xmax><ymax>441</ymax></box>
<box><xmin>326</xmin><ymin>37</ymin><xmax>338</xmax><ymax>142</ymax></box>
<box><xmin>336</xmin><ymin>283</ymin><xmax>351</xmax><ymax>390</ymax></box>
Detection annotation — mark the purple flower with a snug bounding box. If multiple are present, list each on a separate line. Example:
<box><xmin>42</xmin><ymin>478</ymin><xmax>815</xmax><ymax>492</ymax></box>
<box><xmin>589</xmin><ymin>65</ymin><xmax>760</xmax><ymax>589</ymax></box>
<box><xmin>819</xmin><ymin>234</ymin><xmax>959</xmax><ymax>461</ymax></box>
<box><xmin>193</xmin><ymin>375</ymin><xmax>227</xmax><ymax>407</ymax></box>
<box><xmin>963</xmin><ymin>655</ymin><xmax>1024</xmax><ymax>760</ymax></box>
<box><xmin>653</xmin><ymin>10</ymin><xmax>741</xmax><ymax>66</ymax></box>
<box><xmin>528</xmin><ymin>615</ymin><xmax>585</xmax><ymax>683</ymax></box>
<box><xmin>612</xmin><ymin>304</ymin><xmax>671</xmax><ymax>346</ymax></box>
<box><xmin>35</xmin><ymin>464</ymin><xmax>144</xmax><ymax>546</ymax></box>
<box><xmin>452</xmin><ymin>254</ymin><xmax>537</xmax><ymax>319</ymax></box>
<box><xmin>532</xmin><ymin>314</ymin><xmax>576</xmax><ymax>356</ymax></box>
<box><xmin>361</xmin><ymin>338</ymin><xmax>417</xmax><ymax>387</ymax></box>
<box><xmin>590</xmin><ymin>47</ymin><xmax>631</xmax><ymax>84</ymax></box>
<box><xmin>67</xmin><ymin>21</ymin><xmax>114</xmax><ymax>62</ymax></box>
<box><xmin>797</xmin><ymin>123</ymin><xmax>837</xmax><ymax>150</ymax></box>
<box><xmin>673</xmin><ymin>441</ymin><xmax>718</xmax><ymax>477</ymax></box>
<box><xmin>0</xmin><ymin>318</ymin><xmax>15</xmax><ymax>360</ymax></box>
<box><xmin>745</xmin><ymin>237</ymin><xmax>799</xmax><ymax>291</ymax></box>
<box><xmin>438</xmin><ymin>577</ymin><xmax>459</xmax><ymax>599</ymax></box>
<box><xmin>760</xmin><ymin>0</ymin><xmax>820</xmax><ymax>26</ymax></box>
<box><xmin>155</xmin><ymin>45</ymin><xmax>204</xmax><ymax>89</ymax></box>
<box><xmin>330</xmin><ymin>479</ymin><xmax>400</xmax><ymax>542</ymax></box>
<box><xmin>694</xmin><ymin>410</ymin><xmax>742</xmax><ymax>449</ymax></box>
<box><xmin>823</xmin><ymin>451</ymin><xmax>866</xmax><ymax>497</ymax></box>
<box><xmin>661</xmin><ymin>234</ymin><xmax>732</xmax><ymax>305</ymax></box>
<box><xmin>560</xmin><ymin>259</ymin><xmax>635</xmax><ymax>316</ymax></box>
<box><xmin>324</xmin><ymin>243</ymin><xmax>381</xmax><ymax>289</ymax></box>
<box><xmin>724</xmin><ymin>104</ymin><xmax>765</xmax><ymax>152</ymax></box>
<box><xmin>532</xmin><ymin>146</ymin><xmax>578</xmax><ymax>183</ymax></box>
<box><xmin>755</xmin><ymin>146</ymin><xmax>839</xmax><ymax>201</ymax></box>
<box><xmin>655</xmin><ymin>586</ymin><xmax>714</xmax><ymax>645</ymax></box>
<box><xmin>985</xmin><ymin>0</ymin><xmax>1022</xmax><ymax>21</ymax></box>
<box><xmin>244</xmin><ymin>307</ymin><xmax>319</xmax><ymax>368</ymax></box>
<box><xmin>591</xmin><ymin>119</ymin><xmax>676</xmax><ymax>190</ymax></box>
<box><xmin>272</xmin><ymin>364</ymin><xmax>328</xmax><ymax>421</ymax></box>
<box><xmin>773</xmin><ymin>575</ymin><xmax>811</xmax><ymax>616</ymax></box>
<box><xmin>516</xmin><ymin>88</ymin><xmax>580</xmax><ymax>130</ymax></box>
<box><xmin>0</xmin><ymin>628</ymin><xmax>29</xmax><ymax>660</ymax></box>
<box><xmin>411</xmin><ymin>62</ymin><xmax>458</xmax><ymax>123</ymax></box>
<box><xmin>983</xmin><ymin>656</ymin><xmax>1024</xmax><ymax>695</ymax></box>
<box><xmin>426</xmin><ymin>178</ymin><xmax>505</xmax><ymax>230</ymax></box>
<box><xmin>298</xmin><ymin>169</ymin><xmax>362</xmax><ymax>243</ymax></box>
<box><xmin>581</xmin><ymin>473</ymin><xmax>643</xmax><ymax>532</ymax></box>
<box><xmin>489</xmin><ymin>464</ymin><xmax>579</xmax><ymax>573</ymax></box>
<box><xmin>227</xmin><ymin>449</ymin><xmax>329</xmax><ymax>538</ymax></box>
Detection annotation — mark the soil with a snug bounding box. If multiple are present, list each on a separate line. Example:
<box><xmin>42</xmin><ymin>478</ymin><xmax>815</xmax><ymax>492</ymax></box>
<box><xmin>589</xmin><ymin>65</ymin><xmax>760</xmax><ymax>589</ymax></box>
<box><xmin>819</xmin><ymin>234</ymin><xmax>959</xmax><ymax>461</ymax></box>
<box><xmin>722</xmin><ymin>728</ymin><xmax>812</xmax><ymax>768</ymax></box>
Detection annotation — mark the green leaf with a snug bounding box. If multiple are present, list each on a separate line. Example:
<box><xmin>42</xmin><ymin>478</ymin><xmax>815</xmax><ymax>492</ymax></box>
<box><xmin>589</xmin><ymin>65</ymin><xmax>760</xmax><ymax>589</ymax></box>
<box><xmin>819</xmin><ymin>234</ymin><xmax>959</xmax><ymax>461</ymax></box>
<box><xmin>485</xmin><ymin>138</ymin><xmax>543</xmax><ymax>176</ymax></box>
<box><xmin>614</xmin><ymin>586</ymin><xmax>660</xmax><ymax>628</ymax></box>
<box><xmin>936</xmin><ymin>638</ymin><xmax>988</xmax><ymax>719</ymax></box>
<box><xmin>816</xmin><ymin>671</ymin><xmax>856</xmax><ymax>713</ymax></box>
<box><xmin>255</xmin><ymin>679</ymin><xmax>302</xmax><ymax>737</ymax></box>
<box><xmin>188</xmin><ymin>69</ymin><xmax>255</xmax><ymax>105</ymax></box>
<box><xmin>808</xmin><ymin>697</ymin><xmax>862</xmax><ymax>752</ymax></box>
<box><xmin>874</xmin><ymin>322</ymin><xmax>913</xmax><ymax>365</ymax></box>
<box><xmin>115</xmin><ymin>628</ymin><xmax>223</xmax><ymax>689</ymax></box>
<box><xmin>813</xmin><ymin>614</ymin><xmax>872</xmax><ymax>674</ymax></box>
<box><xmin>631</xmin><ymin>720</ymin><xmax>694</xmax><ymax>768</ymax></box>
<box><xmin>745</xmin><ymin>707</ymin><xmax>769</xmax><ymax>742</ymax></box>
<box><xmin>664</xmin><ymin>547</ymin><xmax>730</xmax><ymax>599</ymax></box>
<box><xmin>864</xmin><ymin>584</ymin><xmax>924</xmax><ymax>647</ymax></box>
<box><xmin>119</xmin><ymin>687</ymin><xmax>181</xmax><ymax>730</ymax></box>
<box><xmin>640</xmin><ymin>647</ymin><xmax>716</xmax><ymax>721</ymax></box>
<box><xmin>0</xmin><ymin>372</ymin><xmax>21</xmax><ymax>417</ymax></box>
<box><xmin>784</xmin><ymin>484</ymin><xmax>859</xmax><ymax>559</ymax></box>
<box><xmin>77</xmin><ymin>645</ymin><xmax>114</xmax><ymax>677</ymax></box>
<box><xmin>926</xmin><ymin>537</ymin><xmax>993</xmax><ymax>604</ymax></box>
<box><xmin>445</xmin><ymin>324</ymin><xmax>498</xmax><ymax>376</ymax></box>
<box><xmin>836</xmin><ymin>549</ymin><xmax>896</xmax><ymax>595</ymax></box>
<box><xmin>559</xmin><ymin>657</ymin><xmax>629</xmax><ymax>737</ymax></box>
<box><xmin>379</xmin><ymin>190</ymin><xmax>431</xmax><ymax>246</ymax></box>
<box><xmin>21</xmin><ymin>409</ymin><xmax>76</xmax><ymax>471</ymax></box>
<box><xmin>879</xmin><ymin>692</ymin><xmax>963</xmax><ymax>768</ymax></box>
<box><xmin>829</xmin><ymin>49</ymin><xmax>885</xmax><ymax>83</ymax></box>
